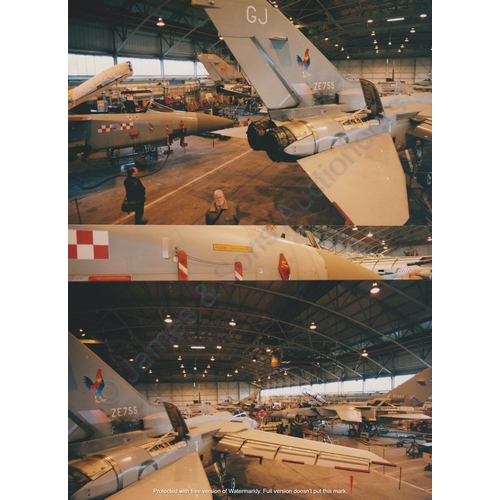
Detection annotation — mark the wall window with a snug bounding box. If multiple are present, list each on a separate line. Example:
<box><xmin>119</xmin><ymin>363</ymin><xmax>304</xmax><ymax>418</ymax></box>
<box><xmin>68</xmin><ymin>54</ymin><xmax>114</xmax><ymax>77</ymax></box>
<box><xmin>117</xmin><ymin>57</ymin><xmax>161</xmax><ymax>77</ymax></box>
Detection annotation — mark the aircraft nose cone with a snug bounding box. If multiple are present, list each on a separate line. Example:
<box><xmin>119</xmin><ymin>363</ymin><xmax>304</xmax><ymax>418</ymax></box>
<box><xmin>196</xmin><ymin>113</ymin><xmax>234</xmax><ymax>134</ymax></box>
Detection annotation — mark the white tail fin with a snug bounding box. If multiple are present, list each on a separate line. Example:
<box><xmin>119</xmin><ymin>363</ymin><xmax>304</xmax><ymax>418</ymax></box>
<box><xmin>366</xmin><ymin>367</ymin><xmax>432</xmax><ymax>407</ymax></box>
<box><xmin>196</xmin><ymin>0</ymin><xmax>360</xmax><ymax>115</ymax></box>
<box><xmin>68</xmin><ymin>332</ymin><xmax>175</xmax><ymax>455</ymax></box>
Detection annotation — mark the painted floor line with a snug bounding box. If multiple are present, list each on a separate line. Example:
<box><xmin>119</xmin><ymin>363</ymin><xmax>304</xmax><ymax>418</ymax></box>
<box><xmin>113</xmin><ymin>149</ymin><xmax>252</xmax><ymax>224</ymax></box>
<box><xmin>372</xmin><ymin>467</ymin><xmax>431</xmax><ymax>493</ymax></box>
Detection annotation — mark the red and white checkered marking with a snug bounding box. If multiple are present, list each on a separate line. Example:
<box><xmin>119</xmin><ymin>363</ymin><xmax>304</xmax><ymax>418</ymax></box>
<box><xmin>68</xmin><ymin>229</ymin><xmax>109</xmax><ymax>260</ymax></box>
<box><xmin>97</xmin><ymin>122</ymin><xmax>134</xmax><ymax>133</ymax></box>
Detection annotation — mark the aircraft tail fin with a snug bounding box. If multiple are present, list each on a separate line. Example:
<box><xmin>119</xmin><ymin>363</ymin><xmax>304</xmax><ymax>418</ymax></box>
<box><xmin>197</xmin><ymin>53</ymin><xmax>243</xmax><ymax>83</ymax></box>
<box><xmin>196</xmin><ymin>0</ymin><xmax>360</xmax><ymax>113</ymax></box>
<box><xmin>68</xmin><ymin>332</ymin><xmax>173</xmax><ymax>452</ymax></box>
<box><xmin>367</xmin><ymin>367</ymin><xmax>432</xmax><ymax>407</ymax></box>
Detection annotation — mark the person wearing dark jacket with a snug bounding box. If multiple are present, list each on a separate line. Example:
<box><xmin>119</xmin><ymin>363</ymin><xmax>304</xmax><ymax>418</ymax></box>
<box><xmin>205</xmin><ymin>189</ymin><xmax>241</xmax><ymax>225</ymax></box>
<box><xmin>124</xmin><ymin>166</ymin><xmax>148</xmax><ymax>224</ymax></box>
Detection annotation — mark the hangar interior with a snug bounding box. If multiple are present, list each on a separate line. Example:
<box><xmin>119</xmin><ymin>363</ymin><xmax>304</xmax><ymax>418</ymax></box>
<box><xmin>69</xmin><ymin>280</ymin><xmax>431</xmax><ymax>404</ymax></box>
<box><xmin>68</xmin><ymin>2</ymin><xmax>432</xmax><ymax>499</ymax></box>
<box><xmin>68</xmin><ymin>0</ymin><xmax>432</xmax><ymax>227</ymax></box>
<box><xmin>69</xmin><ymin>280</ymin><xmax>432</xmax><ymax>498</ymax></box>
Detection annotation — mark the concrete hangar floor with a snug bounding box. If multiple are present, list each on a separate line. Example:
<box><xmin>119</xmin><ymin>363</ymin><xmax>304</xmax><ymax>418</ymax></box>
<box><xmin>68</xmin><ymin>133</ymin><xmax>431</xmax><ymax>226</ymax></box>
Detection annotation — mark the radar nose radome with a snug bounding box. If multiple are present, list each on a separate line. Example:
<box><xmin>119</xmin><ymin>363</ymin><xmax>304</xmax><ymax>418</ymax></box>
<box><xmin>195</xmin><ymin>113</ymin><xmax>234</xmax><ymax>134</ymax></box>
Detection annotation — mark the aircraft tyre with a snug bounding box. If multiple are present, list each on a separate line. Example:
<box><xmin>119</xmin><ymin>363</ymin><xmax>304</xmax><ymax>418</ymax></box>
<box><xmin>417</xmin><ymin>171</ymin><xmax>432</xmax><ymax>190</ymax></box>
<box><xmin>224</xmin><ymin>474</ymin><xmax>236</xmax><ymax>490</ymax></box>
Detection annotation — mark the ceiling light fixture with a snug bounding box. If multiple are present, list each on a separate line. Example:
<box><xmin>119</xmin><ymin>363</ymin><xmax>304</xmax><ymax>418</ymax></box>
<box><xmin>191</xmin><ymin>346</ymin><xmax>206</xmax><ymax>350</ymax></box>
<box><xmin>387</xmin><ymin>17</ymin><xmax>405</xmax><ymax>22</ymax></box>
<box><xmin>210</xmin><ymin>356</ymin><xmax>215</xmax><ymax>361</ymax></box>
<box><xmin>164</xmin><ymin>315</ymin><xmax>172</xmax><ymax>323</ymax></box>
<box><xmin>229</xmin><ymin>318</ymin><xmax>236</xmax><ymax>326</ymax></box>
<box><xmin>371</xmin><ymin>282</ymin><xmax>380</xmax><ymax>294</ymax></box>
<box><xmin>410</xmin><ymin>28</ymin><xmax>416</xmax><ymax>33</ymax></box>
<box><xmin>157</xmin><ymin>17</ymin><xmax>165</xmax><ymax>27</ymax></box>
<box><xmin>216</xmin><ymin>345</ymin><xmax>222</xmax><ymax>350</ymax></box>
<box><xmin>362</xmin><ymin>350</ymin><xmax>369</xmax><ymax>357</ymax></box>
<box><xmin>310</xmin><ymin>322</ymin><xmax>317</xmax><ymax>330</ymax></box>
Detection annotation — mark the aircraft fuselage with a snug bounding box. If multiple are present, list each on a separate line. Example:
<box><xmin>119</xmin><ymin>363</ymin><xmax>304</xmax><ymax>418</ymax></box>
<box><xmin>68</xmin><ymin>111</ymin><xmax>233</xmax><ymax>155</ymax></box>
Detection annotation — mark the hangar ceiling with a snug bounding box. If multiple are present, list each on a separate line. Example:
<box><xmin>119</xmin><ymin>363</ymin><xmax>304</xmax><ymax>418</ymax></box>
<box><xmin>68</xmin><ymin>0</ymin><xmax>432</xmax><ymax>61</ymax></box>
<box><xmin>69</xmin><ymin>280</ymin><xmax>431</xmax><ymax>388</ymax></box>
<box><xmin>293</xmin><ymin>225</ymin><xmax>431</xmax><ymax>254</ymax></box>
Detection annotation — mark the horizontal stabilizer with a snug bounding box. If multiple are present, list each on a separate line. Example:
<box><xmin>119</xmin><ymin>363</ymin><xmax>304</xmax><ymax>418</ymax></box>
<box><xmin>297</xmin><ymin>132</ymin><xmax>409</xmax><ymax>225</ymax></box>
<box><xmin>210</xmin><ymin>125</ymin><xmax>251</xmax><ymax>139</ymax></box>
<box><xmin>107</xmin><ymin>451</ymin><xmax>212</xmax><ymax>499</ymax></box>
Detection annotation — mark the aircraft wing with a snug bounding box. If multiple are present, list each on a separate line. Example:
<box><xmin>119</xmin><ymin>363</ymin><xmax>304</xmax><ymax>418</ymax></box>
<box><xmin>68</xmin><ymin>61</ymin><xmax>133</xmax><ymax>110</ymax></box>
<box><xmin>376</xmin><ymin>412</ymin><xmax>432</xmax><ymax>421</ymax></box>
<box><xmin>316</xmin><ymin>406</ymin><xmax>362</xmax><ymax>423</ymax></box>
<box><xmin>297</xmin><ymin>132</ymin><xmax>409</xmax><ymax>225</ymax></box>
<box><xmin>212</xmin><ymin>422</ymin><xmax>395</xmax><ymax>471</ymax></box>
<box><xmin>216</xmin><ymin>85</ymin><xmax>252</xmax><ymax>98</ymax></box>
<box><xmin>273</xmin><ymin>405</ymin><xmax>361</xmax><ymax>423</ymax></box>
<box><xmin>107</xmin><ymin>451</ymin><xmax>212</xmax><ymax>499</ymax></box>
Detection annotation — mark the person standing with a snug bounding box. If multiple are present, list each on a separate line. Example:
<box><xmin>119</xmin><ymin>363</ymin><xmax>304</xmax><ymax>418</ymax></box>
<box><xmin>124</xmin><ymin>166</ymin><xmax>148</xmax><ymax>224</ymax></box>
<box><xmin>205</xmin><ymin>189</ymin><xmax>241</xmax><ymax>225</ymax></box>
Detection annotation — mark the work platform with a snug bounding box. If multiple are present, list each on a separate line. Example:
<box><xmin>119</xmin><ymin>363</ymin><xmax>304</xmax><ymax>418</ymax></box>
<box><xmin>68</xmin><ymin>134</ymin><xmax>431</xmax><ymax>226</ymax></box>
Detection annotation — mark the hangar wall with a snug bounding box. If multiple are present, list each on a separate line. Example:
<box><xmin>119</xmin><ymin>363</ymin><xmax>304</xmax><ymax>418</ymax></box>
<box><xmin>335</xmin><ymin>57</ymin><xmax>432</xmax><ymax>85</ymax></box>
<box><xmin>69</xmin><ymin>17</ymin><xmax>431</xmax><ymax>83</ymax></box>
<box><xmin>135</xmin><ymin>380</ymin><xmax>257</xmax><ymax>405</ymax></box>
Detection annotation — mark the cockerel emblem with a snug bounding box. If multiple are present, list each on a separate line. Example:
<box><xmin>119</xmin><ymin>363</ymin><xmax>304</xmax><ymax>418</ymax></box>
<box><xmin>296</xmin><ymin>48</ymin><xmax>311</xmax><ymax>77</ymax></box>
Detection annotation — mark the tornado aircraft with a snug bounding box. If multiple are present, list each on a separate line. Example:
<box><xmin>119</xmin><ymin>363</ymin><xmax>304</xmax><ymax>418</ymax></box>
<box><xmin>68</xmin><ymin>225</ymin><xmax>384</xmax><ymax>281</ymax></box>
